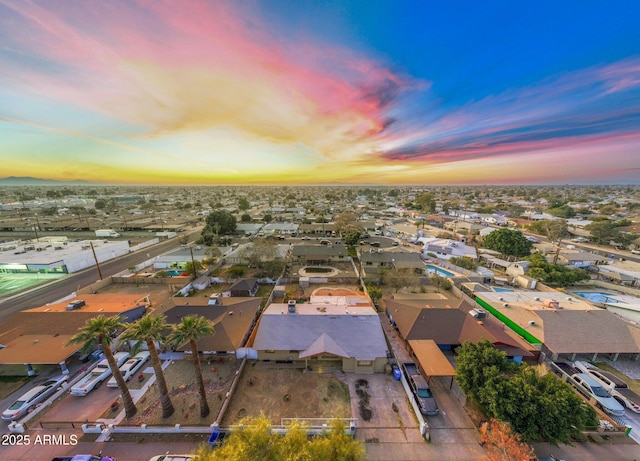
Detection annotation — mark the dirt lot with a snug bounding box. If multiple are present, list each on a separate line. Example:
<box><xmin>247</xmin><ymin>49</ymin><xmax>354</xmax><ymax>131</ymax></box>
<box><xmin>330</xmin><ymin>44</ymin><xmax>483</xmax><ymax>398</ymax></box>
<box><xmin>221</xmin><ymin>365</ymin><xmax>351</xmax><ymax>425</ymax></box>
<box><xmin>109</xmin><ymin>358</ymin><xmax>240</xmax><ymax>426</ymax></box>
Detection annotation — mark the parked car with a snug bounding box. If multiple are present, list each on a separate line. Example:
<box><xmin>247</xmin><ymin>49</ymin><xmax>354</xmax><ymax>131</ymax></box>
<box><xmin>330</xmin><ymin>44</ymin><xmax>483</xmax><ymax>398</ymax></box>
<box><xmin>70</xmin><ymin>352</ymin><xmax>130</xmax><ymax>396</ymax></box>
<box><xmin>148</xmin><ymin>455</ymin><xmax>194</xmax><ymax>461</ymax></box>
<box><xmin>410</xmin><ymin>374</ymin><xmax>439</xmax><ymax>416</ymax></box>
<box><xmin>525</xmin><ymin>235</ymin><xmax>540</xmax><ymax>243</ymax></box>
<box><xmin>631</xmin><ymin>249</ymin><xmax>640</xmax><ymax>255</ymax></box>
<box><xmin>571</xmin><ymin>237</ymin><xmax>590</xmax><ymax>243</ymax></box>
<box><xmin>301</xmin><ymin>236</ymin><xmax>311</xmax><ymax>240</ymax></box>
<box><xmin>571</xmin><ymin>373</ymin><xmax>625</xmax><ymax>417</ymax></box>
<box><xmin>107</xmin><ymin>351</ymin><xmax>150</xmax><ymax>387</ymax></box>
<box><xmin>2</xmin><ymin>375</ymin><xmax>68</xmax><ymax>421</ymax></box>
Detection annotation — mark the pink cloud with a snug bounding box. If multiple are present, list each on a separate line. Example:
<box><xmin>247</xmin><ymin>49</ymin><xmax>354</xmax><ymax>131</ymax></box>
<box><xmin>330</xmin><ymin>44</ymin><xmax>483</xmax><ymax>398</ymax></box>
<box><xmin>0</xmin><ymin>0</ymin><xmax>414</xmax><ymax>155</ymax></box>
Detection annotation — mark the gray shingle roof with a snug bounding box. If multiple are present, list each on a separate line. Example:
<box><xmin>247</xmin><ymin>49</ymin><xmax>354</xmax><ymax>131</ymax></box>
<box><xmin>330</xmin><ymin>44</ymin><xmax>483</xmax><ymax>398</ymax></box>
<box><xmin>253</xmin><ymin>313</ymin><xmax>387</xmax><ymax>360</ymax></box>
<box><xmin>535</xmin><ymin>309</ymin><xmax>640</xmax><ymax>354</ymax></box>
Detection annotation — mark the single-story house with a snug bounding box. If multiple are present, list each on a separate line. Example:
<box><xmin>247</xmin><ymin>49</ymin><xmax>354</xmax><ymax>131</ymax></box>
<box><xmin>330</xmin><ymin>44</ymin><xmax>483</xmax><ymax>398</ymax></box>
<box><xmin>290</xmin><ymin>243</ymin><xmax>349</xmax><ymax>265</ymax></box>
<box><xmin>420</xmin><ymin>238</ymin><xmax>478</xmax><ymax>261</ymax></box>
<box><xmin>229</xmin><ymin>278</ymin><xmax>259</xmax><ymax>297</ymax></box>
<box><xmin>474</xmin><ymin>291</ymin><xmax>640</xmax><ymax>362</ymax></box>
<box><xmin>261</xmin><ymin>223</ymin><xmax>299</xmax><ymax>235</ymax></box>
<box><xmin>298</xmin><ymin>223</ymin><xmax>337</xmax><ymax>236</ymax></box>
<box><xmin>249</xmin><ymin>297</ymin><xmax>388</xmax><ymax>373</ymax></box>
<box><xmin>385</xmin><ymin>298</ymin><xmax>535</xmax><ymax>364</ymax></box>
<box><xmin>360</xmin><ymin>250</ymin><xmax>424</xmax><ymax>275</ymax></box>
<box><xmin>0</xmin><ymin>294</ymin><xmax>150</xmax><ymax>373</ymax></box>
<box><xmin>164</xmin><ymin>297</ymin><xmax>261</xmax><ymax>354</ymax></box>
<box><xmin>557</xmin><ymin>252</ymin><xmax>611</xmax><ymax>268</ymax></box>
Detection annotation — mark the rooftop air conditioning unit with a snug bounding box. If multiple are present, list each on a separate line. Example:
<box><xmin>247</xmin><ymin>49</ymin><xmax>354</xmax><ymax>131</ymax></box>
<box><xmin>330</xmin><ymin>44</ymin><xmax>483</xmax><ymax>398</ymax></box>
<box><xmin>503</xmin><ymin>303</ymin><xmax>509</xmax><ymax>307</ymax></box>
<box><xmin>528</xmin><ymin>320</ymin><xmax>536</xmax><ymax>326</ymax></box>
<box><xmin>534</xmin><ymin>297</ymin><xmax>541</xmax><ymax>301</ymax></box>
<box><xmin>469</xmin><ymin>308</ymin><xmax>487</xmax><ymax>319</ymax></box>
<box><xmin>498</xmin><ymin>297</ymin><xmax>504</xmax><ymax>301</ymax></box>
<box><xmin>287</xmin><ymin>300</ymin><xmax>296</xmax><ymax>313</ymax></box>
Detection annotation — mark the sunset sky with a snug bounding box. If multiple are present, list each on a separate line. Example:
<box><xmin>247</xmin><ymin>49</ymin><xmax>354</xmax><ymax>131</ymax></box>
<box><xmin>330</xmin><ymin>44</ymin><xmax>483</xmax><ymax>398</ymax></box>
<box><xmin>1</xmin><ymin>1</ymin><xmax>639</xmax><ymax>185</ymax></box>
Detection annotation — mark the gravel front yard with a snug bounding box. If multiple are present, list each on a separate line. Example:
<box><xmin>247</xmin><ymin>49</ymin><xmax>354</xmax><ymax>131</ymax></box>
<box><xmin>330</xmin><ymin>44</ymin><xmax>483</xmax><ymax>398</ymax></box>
<box><xmin>113</xmin><ymin>358</ymin><xmax>240</xmax><ymax>426</ymax></box>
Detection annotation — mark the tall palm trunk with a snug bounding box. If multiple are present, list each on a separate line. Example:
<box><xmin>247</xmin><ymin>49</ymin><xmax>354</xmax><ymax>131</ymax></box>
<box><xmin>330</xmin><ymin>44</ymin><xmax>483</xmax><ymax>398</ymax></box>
<box><xmin>147</xmin><ymin>339</ymin><xmax>174</xmax><ymax>418</ymax></box>
<box><xmin>190</xmin><ymin>339</ymin><xmax>210</xmax><ymax>417</ymax></box>
<box><xmin>102</xmin><ymin>339</ymin><xmax>137</xmax><ymax>418</ymax></box>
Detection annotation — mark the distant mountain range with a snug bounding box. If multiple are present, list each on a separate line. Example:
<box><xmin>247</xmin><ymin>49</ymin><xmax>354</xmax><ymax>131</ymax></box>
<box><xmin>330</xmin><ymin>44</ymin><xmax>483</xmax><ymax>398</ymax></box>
<box><xmin>0</xmin><ymin>176</ymin><xmax>95</xmax><ymax>186</ymax></box>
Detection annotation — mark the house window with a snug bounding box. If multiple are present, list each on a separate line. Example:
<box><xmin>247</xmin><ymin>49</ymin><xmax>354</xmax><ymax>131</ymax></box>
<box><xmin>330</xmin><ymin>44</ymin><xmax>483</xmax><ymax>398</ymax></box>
<box><xmin>366</xmin><ymin>262</ymin><xmax>372</xmax><ymax>266</ymax></box>
<box><xmin>357</xmin><ymin>360</ymin><xmax>372</xmax><ymax>366</ymax></box>
<box><xmin>265</xmin><ymin>350</ymin><xmax>275</xmax><ymax>353</ymax></box>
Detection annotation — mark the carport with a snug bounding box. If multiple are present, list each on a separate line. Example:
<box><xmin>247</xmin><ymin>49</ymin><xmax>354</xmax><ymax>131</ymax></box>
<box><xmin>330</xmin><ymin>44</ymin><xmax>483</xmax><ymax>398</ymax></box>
<box><xmin>408</xmin><ymin>339</ymin><xmax>456</xmax><ymax>388</ymax></box>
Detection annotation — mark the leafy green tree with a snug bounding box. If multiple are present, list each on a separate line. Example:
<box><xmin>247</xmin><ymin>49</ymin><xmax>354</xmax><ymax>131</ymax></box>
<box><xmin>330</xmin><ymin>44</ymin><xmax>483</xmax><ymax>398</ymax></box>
<box><xmin>343</xmin><ymin>230</ymin><xmax>362</xmax><ymax>246</ymax></box>
<box><xmin>585</xmin><ymin>220</ymin><xmax>621</xmax><ymax>245</ymax></box>
<box><xmin>122</xmin><ymin>316</ymin><xmax>175</xmax><ymax>418</ymax></box>
<box><xmin>456</xmin><ymin>340</ymin><xmax>596</xmax><ymax>445</ymax></box>
<box><xmin>483</xmin><ymin>228</ymin><xmax>532</xmax><ymax>258</ymax></box>
<box><xmin>455</xmin><ymin>340</ymin><xmax>517</xmax><ymax>404</ymax></box>
<box><xmin>449</xmin><ymin>257</ymin><xmax>477</xmax><ymax>270</ymax></box>
<box><xmin>169</xmin><ymin>315</ymin><xmax>215</xmax><ymax>417</ymax></box>
<box><xmin>524</xmin><ymin>253</ymin><xmax>589</xmax><ymax>286</ymax></box>
<box><xmin>68</xmin><ymin>315</ymin><xmax>137</xmax><ymax>418</ymax></box>
<box><xmin>415</xmin><ymin>193</ymin><xmax>436</xmax><ymax>212</ymax></box>
<box><xmin>202</xmin><ymin>210</ymin><xmax>237</xmax><ymax>245</ymax></box>
<box><xmin>184</xmin><ymin>260</ymin><xmax>203</xmax><ymax>278</ymax></box>
<box><xmin>366</xmin><ymin>285</ymin><xmax>383</xmax><ymax>305</ymax></box>
<box><xmin>546</xmin><ymin>205</ymin><xmax>576</xmax><ymax>218</ymax></box>
<box><xmin>263</xmin><ymin>214</ymin><xmax>272</xmax><ymax>223</ymax></box>
<box><xmin>241</xmin><ymin>213</ymin><xmax>252</xmax><ymax>223</ymax></box>
<box><xmin>238</xmin><ymin>197</ymin><xmax>250</xmax><ymax>211</ymax></box>
<box><xmin>194</xmin><ymin>416</ymin><xmax>364</xmax><ymax>461</ymax></box>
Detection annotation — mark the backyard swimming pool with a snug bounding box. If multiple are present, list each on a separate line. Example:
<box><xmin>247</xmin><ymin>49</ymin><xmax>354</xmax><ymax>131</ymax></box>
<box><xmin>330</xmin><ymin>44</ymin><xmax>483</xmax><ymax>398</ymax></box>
<box><xmin>167</xmin><ymin>269</ymin><xmax>186</xmax><ymax>277</ymax></box>
<box><xmin>573</xmin><ymin>291</ymin><xmax>619</xmax><ymax>303</ymax></box>
<box><xmin>425</xmin><ymin>265</ymin><xmax>455</xmax><ymax>277</ymax></box>
<box><xmin>493</xmin><ymin>287</ymin><xmax>514</xmax><ymax>293</ymax></box>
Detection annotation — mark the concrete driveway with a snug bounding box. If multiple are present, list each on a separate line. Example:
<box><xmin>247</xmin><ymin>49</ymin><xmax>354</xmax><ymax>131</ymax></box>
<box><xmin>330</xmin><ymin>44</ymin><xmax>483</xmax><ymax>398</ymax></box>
<box><xmin>339</xmin><ymin>372</ymin><xmax>486</xmax><ymax>461</ymax></box>
<box><xmin>39</xmin><ymin>382</ymin><xmax>121</xmax><ymax>424</ymax></box>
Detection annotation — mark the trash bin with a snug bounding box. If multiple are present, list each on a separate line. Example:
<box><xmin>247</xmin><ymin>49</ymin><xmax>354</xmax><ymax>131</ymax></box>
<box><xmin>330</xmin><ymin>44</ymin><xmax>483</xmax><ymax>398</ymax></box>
<box><xmin>392</xmin><ymin>365</ymin><xmax>402</xmax><ymax>381</ymax></box>
<box><xmin>208</xmin><ymin>427</ymin><xmax>220</xmax><ymax>447</ymax></box>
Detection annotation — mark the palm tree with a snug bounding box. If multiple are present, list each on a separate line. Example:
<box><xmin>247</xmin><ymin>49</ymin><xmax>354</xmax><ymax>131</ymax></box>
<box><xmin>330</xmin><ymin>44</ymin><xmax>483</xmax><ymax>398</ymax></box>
<box><xmin>68</xmin><ymin>315</ymin><xmax>137</xmax><ymax>418</ymax></box>
<box><xmin>169</xmin><ymin>315</ymin><xmax>215</xmax><ymax>417</ymax></box>
<box><xmin>122</xmin><ymin>315</ymin><xmax>174</xmax><ymax>418</ymax></box>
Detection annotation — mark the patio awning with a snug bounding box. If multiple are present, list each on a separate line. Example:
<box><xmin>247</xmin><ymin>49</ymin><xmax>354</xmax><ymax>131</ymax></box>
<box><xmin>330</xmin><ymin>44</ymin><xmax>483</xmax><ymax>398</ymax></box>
<box><xmin>408</xmin><ymin>339</ymin><xmax>456</xmax><ymax>378</ymax></box>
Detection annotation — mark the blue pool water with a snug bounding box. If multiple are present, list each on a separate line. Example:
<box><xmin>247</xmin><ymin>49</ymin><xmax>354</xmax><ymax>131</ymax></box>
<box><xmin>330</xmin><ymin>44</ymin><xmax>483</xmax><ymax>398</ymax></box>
<box><xmin>425</xmin><ymin>265</ymin><xmax>455</xmax><ymax>277</ymax></box>
<box><xmin>167</xmin><ymin>269</ymin><xmax>185</xmax><ymax>277</ymax></box>
<box><xmin>493</xmin><ymin>287</ymin><xmax>514</xmax><ymax>293</ymax></box>
<box><xmin>573</xmin><ymin>291</ymin><xmax>618</xmax><ymax>303</ymax></box>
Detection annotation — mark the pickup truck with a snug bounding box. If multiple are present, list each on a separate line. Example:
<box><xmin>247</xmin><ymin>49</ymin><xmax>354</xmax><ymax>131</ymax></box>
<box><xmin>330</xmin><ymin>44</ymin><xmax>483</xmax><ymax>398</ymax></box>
<box><xmin>402</xmin><ymin>362</ymin><xmax>439</xmax><ymax>416</ymax></box>
<box><xmin>574</xmin><ymin>361</ymin><xmax>640</xmax><ymax>413</ymax></box>
<box><xmin>52</xmin><ymin>454</ymin><xmax>116</xmax><ymax>461</ymax></box>
<box><xmin>70</xmin><ymin>352</ymin><xmax>130</xmax><ymax>396</ymax></box>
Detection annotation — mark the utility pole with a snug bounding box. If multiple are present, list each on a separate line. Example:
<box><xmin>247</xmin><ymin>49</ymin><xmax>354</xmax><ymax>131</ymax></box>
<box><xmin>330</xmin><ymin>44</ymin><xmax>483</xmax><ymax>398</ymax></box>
<box><xmin>189</xmin><ymin>245</ymin><xmax>198</xmax><ymax>281</ymax></box>
<box><xmin>90</xmin><ymin>241</ymin><xmax>103</xmax><ymax>280</ymax></box>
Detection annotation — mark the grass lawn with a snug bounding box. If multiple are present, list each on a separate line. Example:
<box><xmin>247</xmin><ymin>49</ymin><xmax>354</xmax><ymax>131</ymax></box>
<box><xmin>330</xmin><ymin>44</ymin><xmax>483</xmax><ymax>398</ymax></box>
<box><xmin>594</xmin><ymin>362</ymin><xmax>640</xmax><ymax>396</ymax></box>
